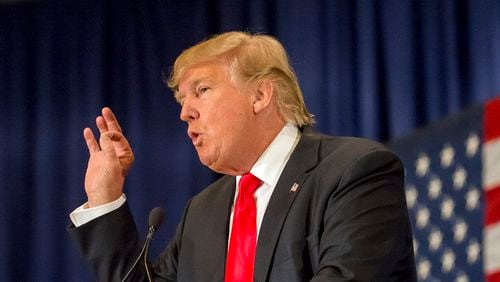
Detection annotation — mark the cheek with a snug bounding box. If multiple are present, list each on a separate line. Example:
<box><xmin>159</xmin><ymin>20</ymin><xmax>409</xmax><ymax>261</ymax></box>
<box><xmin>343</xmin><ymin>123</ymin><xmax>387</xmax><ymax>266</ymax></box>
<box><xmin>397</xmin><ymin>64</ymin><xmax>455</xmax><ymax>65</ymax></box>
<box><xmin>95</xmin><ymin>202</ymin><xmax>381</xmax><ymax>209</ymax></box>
<box><xmin>218</xmin><ymin>115</ymin><xmax>250</xmax><ymax>154</ymax></box>
<box><xmin>204</xmin><ymin>95</ymin><xmax>252</xmax><ymax>145</ymax></box>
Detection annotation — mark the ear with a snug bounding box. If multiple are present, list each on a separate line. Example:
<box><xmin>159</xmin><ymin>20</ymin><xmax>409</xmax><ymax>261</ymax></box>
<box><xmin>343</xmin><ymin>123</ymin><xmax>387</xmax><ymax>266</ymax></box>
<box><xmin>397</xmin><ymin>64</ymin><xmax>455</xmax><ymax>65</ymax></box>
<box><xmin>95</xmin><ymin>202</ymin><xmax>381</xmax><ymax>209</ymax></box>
<box><xmin>252</xmin><ymin>80</ymin><xmax>274</xmax><ymax>114</ymax></box>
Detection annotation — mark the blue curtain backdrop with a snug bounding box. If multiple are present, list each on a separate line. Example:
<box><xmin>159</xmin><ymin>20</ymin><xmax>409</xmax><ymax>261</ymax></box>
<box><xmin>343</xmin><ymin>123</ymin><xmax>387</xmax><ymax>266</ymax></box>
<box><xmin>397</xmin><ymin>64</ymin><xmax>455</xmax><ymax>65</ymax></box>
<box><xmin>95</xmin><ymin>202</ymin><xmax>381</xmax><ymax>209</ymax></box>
<box><xmin>0</xmin><ymin>0</ymin><xmax>499</xmax><ymax>281</ymax></box>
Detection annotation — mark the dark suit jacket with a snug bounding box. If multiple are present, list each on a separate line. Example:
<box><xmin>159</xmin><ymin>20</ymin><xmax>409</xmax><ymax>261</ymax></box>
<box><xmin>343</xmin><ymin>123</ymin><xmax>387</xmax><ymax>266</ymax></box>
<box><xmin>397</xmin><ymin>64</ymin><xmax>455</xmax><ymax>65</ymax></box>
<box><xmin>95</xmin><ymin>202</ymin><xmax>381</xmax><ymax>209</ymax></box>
<box><xmin>68</xmin><ymin>129</ymin><xmax>417</xmax><ymax>281</ymax></box>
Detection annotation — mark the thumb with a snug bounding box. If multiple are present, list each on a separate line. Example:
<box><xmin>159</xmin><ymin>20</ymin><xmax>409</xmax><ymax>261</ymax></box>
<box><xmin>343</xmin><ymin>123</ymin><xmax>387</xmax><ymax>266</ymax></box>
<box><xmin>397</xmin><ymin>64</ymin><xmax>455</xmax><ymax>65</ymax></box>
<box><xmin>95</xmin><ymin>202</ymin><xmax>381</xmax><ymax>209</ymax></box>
<box><xmin>100</xmin><ymin>132</ymin><xmax>118</xmax><ymax>159</ymax></box>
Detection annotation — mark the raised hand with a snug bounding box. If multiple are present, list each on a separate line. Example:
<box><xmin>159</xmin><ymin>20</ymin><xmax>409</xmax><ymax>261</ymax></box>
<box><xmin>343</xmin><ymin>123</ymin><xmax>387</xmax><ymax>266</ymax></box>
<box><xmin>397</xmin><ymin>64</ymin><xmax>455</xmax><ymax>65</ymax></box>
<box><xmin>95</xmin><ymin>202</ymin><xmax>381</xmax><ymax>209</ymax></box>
<box><xmin>83</xmin><ymin>107</ymin><xmax>135</xmax><ymax>207</ymax></box>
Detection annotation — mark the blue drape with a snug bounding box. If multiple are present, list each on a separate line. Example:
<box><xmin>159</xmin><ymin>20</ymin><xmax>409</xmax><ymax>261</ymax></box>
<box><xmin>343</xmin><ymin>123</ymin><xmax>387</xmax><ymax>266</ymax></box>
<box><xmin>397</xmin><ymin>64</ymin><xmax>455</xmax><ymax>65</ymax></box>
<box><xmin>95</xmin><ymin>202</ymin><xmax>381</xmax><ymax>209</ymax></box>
<box><xmin>0</xmin><ymin>0</ymin><xmax>498</xmax><ymax>281</ymax></box>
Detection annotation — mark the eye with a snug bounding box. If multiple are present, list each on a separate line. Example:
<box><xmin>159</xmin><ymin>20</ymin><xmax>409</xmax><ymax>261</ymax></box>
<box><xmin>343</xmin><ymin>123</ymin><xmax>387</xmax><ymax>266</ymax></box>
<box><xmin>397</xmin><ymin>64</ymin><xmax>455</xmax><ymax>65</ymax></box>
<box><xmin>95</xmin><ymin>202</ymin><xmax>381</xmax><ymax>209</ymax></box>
<box><xmin>196</xmin><ymin>86</ymin><xmax>210</xmax><ymax>97</ymax></box>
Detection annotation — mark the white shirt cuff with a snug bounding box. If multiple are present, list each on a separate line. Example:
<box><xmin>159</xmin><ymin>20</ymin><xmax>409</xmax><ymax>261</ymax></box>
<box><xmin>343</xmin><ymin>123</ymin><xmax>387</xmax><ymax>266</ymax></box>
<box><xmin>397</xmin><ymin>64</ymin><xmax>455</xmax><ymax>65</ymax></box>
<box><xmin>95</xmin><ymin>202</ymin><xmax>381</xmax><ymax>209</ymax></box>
<box><xmin>69</xmin><ymin>194</ymin><xmax>127</xmax><ymax>227</ymax></box>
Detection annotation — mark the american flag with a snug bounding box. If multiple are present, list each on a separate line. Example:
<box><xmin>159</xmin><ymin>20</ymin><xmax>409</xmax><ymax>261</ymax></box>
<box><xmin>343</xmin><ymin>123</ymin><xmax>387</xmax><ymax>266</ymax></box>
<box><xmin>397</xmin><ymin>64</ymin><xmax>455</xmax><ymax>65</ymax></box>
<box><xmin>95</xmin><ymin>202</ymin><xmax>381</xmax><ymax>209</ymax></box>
<box><xmin>389</xmin><ymin>98</ymin><xmax>500</xmax><ymax>282</ymax></box>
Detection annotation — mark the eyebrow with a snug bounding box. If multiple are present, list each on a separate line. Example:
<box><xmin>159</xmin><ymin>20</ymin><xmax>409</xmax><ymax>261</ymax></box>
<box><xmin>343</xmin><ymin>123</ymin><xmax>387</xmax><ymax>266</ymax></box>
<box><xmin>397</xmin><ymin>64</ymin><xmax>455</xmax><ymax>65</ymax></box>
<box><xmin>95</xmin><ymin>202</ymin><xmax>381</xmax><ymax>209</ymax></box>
<box><xmin>175</xmin><ymin>76</ymin><xmax>214</xmax><ymax>103</ymax></box>
<box><xmin>192</xmin><ymin>76</ymin><xmax>213</xmax><ymax>87</ymax></box>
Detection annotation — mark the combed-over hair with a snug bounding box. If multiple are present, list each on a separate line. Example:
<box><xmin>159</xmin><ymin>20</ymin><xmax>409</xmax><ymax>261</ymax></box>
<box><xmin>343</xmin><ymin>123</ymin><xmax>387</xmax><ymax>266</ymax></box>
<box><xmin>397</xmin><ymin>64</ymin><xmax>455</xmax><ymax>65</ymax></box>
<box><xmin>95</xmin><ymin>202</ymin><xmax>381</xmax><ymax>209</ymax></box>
<box><xmin>167</xmin><ymin>31</ymin><xmax>314</xmax><ymax>126</ymax></box>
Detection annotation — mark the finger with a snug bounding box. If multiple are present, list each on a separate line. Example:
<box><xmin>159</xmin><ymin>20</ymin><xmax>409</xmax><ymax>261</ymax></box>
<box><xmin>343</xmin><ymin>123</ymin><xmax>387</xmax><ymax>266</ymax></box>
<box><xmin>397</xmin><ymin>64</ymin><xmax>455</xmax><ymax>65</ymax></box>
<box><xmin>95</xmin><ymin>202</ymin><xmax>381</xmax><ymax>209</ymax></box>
<box><xmin>102</xmin><ymin>107</ymin><xmax>123</xmax><ymax>133</ymax></box>
<box><xmin>104</xmin><ymin>130</ymin><xmax>132</xmax><ymax>151</ymax></box>
<box><xmin>96</xmin><ymin>116</ymin><xmax>108</xmax><ymax>133</ymax></box>
<box><xmin>83</xmin><ymin>128</ymin><xmax>100</xmax><ymax>153</ymax></box>
<box><xmin>100</xmin><ymin>132</ymin><xmax>119</xmax><ymax>160</ymax></box>
<box><xmin>105</xmin><ymin>131</ymin><xmax>123</xmax><ymax>142</ymax></box>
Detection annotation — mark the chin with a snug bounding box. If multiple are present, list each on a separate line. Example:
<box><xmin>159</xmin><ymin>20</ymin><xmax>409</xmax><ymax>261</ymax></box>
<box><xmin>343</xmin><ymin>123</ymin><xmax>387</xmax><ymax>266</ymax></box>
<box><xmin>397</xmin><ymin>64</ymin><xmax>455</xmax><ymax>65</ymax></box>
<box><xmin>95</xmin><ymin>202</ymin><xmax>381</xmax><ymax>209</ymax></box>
<box><xmin>198</xmin><ymin>156</ymin><xmax>211</xmax><ymax>167</ymax></box>
<box><xmin>204</xmin><ymin>159</ymin><xmax>227</xmax><ymax>174</ymax></box>
<box><xmin>197</xmin><ymin>153</ymin><xmax>215</xmax><ymax>169</ymax></box>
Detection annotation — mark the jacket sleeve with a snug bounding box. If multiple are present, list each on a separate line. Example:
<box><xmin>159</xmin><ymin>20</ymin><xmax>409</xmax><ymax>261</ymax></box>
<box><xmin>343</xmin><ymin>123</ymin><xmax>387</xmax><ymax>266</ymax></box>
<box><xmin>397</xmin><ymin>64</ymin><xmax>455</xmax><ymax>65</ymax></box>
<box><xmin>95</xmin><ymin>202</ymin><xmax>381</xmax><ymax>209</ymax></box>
<box><xmin>68</xmin><ymin>202</ymin><xmax>145</xmax><ymax>281</ymax></box>
<box><xmin>67</xmin><ymin>201</ymin><xmax>190</xmax><ymax>282</ymax></box>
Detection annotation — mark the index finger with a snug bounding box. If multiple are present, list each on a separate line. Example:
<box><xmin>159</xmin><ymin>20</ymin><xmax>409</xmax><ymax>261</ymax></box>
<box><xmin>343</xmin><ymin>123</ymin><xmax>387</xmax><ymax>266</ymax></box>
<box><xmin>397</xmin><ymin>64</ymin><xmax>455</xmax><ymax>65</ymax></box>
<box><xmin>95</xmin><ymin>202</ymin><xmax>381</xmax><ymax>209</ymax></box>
<box><xmin>102</xmin><ymin>107</ymin><xmax>123</xmax><ymax>132</ymax></box>
<box><xmin>83</xmin><ymin>127</ymin><xmax>100</xmax><ymax>153</ymax></box>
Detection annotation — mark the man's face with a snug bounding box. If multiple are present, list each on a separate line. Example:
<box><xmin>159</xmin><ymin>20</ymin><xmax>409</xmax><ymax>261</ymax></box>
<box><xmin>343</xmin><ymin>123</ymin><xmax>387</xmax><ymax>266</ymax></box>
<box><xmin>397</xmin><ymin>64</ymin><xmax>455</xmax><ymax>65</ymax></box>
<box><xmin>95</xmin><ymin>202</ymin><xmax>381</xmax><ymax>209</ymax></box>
<box><xmin>176</xmin><ymin>61</ymin><xmax>257</xmax><ymax>174</ymax></box>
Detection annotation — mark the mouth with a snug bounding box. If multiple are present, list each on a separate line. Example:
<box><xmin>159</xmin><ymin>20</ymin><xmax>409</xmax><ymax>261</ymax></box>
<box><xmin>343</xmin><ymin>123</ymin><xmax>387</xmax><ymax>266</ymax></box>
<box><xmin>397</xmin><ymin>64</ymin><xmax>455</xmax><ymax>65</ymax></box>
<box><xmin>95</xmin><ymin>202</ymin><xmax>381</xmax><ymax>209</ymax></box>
<box><xmin>188</xmin><ymin>130</ymin><xmax>202</xmax><ymax>146</ymax></box>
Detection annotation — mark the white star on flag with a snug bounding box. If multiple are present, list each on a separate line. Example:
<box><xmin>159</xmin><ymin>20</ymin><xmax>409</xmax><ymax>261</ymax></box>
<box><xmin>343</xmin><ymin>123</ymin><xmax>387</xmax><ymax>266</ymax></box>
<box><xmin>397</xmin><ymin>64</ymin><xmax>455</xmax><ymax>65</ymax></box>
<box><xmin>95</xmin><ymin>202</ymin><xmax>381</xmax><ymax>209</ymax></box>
<box><xmin>405</xmin><ymin>185</ymin><xmax>418</xmax><ymax>208</ymax></box>
<box><xmin>440</xmin><ymin>144</ymin><xmax>455</xmax><ymax>168</ymax></box>
<box><xmin>416</xmin><ymin>153</ymin><xmax>430</xmax><ymax>177</ymax></box>
<box><xmin>453</xmin><ymin>166</ymin><xmax>467</xmax><ymax>190</ymax></box>
<box><xmin>467</xmin><ymin>239</ymin><xmax>480</xmax><ymax>264</ymax></box>
<box><xmin>465</xmin><ymin>187</ymin><xmax>480</xmax><ymax>211</ymax></box>
<box><xmin>456</xmin><ymin>272</ymin><xmax>469</xmax><ymax>282</ymax></box>
<box><xmin>441</xmin><ymin>249</ymin><xmax>456</xmax><ymax>273</ymax></box>
<box><xmin>428</xmin><ymin>177</ymin><xmax>442</xmax><ymax>199</ymax></box>
<box><xmin>453</xmin><ymin>220</ymin><xmax>468</xmax><ymax>243</ymax></box>
<box><xmin>416</xmin><ymin>207</ymin><xmax>430</xmax><ymax>229</ymax></box>
<box><xmin>417</xmin><ymin>259</ymin><xmax>431</xmax><ymax>280</ymax></box>
<box><xmin>465</xmin><ymin>133</ymin><xmax>480</xmax><ymax>158</ymax></box>
<box><xmin>440</xmin><ymin>197</ymin><xmax>455</xmax><ymax>220</ymax></box>
<box><xmin>428</xmin><ymin>228</ymin><xmax>443</xmax><ymax>251</ymax></box>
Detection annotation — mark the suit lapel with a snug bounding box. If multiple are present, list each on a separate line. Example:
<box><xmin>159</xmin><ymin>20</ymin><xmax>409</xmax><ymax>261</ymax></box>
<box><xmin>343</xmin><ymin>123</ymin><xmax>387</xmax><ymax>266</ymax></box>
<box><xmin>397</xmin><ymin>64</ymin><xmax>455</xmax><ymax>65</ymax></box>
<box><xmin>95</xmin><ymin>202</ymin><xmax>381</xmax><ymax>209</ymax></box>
<box><xmin>253</xmin><ymin>132</ymin><xmax>321</xmax><ymax>282</ymax></box>
<box><xmin>207</xmin><ymin>176</ymin><xmax>235</xmax><ymax>281</ymax></box>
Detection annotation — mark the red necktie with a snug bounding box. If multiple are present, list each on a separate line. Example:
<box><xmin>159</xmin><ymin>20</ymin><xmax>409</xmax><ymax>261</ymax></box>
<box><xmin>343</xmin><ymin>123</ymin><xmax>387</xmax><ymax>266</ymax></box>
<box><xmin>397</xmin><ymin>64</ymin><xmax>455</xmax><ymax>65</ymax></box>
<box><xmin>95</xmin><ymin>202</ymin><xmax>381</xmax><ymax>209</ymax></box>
<box><xmin>225</xmin><ymin>173</ymin><xmax>262</xmax><ymax>282</ymax></box>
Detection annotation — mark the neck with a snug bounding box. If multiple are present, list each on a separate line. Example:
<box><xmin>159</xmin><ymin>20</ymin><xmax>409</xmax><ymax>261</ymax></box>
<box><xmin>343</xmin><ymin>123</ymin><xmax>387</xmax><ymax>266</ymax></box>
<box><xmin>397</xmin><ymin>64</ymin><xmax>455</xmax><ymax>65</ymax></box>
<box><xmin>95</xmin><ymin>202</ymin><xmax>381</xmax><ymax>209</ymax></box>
<box><xmin>219</xmin><ymin>119</ymin><xmax>286</xmax><ymax>176</ymax></box>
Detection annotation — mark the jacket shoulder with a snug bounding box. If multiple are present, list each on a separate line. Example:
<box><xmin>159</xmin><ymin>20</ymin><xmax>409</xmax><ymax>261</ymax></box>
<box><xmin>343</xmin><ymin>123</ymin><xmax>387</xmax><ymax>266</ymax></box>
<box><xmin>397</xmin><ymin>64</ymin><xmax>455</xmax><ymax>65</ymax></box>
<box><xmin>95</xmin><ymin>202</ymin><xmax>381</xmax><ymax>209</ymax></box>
<box><xmin>308</xmin><ymin>131</ymin><xmax>398</xmax><ymax>160</ymax></box>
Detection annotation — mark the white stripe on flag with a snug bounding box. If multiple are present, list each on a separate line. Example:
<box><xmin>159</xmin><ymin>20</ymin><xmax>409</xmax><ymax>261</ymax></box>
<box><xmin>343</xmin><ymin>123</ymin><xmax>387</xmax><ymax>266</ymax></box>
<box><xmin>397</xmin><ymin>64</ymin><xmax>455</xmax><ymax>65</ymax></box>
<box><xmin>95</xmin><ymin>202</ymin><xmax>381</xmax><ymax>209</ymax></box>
<box><xmin>485</xmin><ymin>222</ymin><xmax>500</xmax><ymax>273</ymax></box>
<box><xmin>483</xmin><ymin>138</ymin><xmax>500</xmax><ymax>190</ymax></box>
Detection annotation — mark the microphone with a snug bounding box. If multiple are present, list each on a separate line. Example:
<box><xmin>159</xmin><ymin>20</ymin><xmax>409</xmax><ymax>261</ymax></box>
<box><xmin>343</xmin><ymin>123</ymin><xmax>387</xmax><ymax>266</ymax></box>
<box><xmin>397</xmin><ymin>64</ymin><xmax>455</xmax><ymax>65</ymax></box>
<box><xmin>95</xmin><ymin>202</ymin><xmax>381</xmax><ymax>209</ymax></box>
<box><xmin>148</xmin><ymin>207</ymin><xmax>165</xmax><ymax>233</ymax></box>
<box><xmin>122</xmin><ymin>207</ymin><xmax>165</xmax><ymax>282</ymax></box>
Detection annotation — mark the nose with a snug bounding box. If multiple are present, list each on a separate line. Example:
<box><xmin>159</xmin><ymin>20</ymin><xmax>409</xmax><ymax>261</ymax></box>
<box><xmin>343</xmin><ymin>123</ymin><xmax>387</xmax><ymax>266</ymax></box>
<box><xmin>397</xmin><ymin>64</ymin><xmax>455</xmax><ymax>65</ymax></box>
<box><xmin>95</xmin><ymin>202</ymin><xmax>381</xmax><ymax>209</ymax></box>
<box><xmin>180</xmin><ymin>98</ymin><xmax>200</xmax><ymax>122</ymax></box>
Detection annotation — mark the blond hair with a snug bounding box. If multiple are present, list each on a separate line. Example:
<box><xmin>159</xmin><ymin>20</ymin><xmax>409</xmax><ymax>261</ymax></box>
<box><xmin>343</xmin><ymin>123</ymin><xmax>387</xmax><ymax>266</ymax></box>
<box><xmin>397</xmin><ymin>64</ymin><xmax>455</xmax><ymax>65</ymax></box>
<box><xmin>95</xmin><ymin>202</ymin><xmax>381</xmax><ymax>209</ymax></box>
<box><xmin>167</xmin><ymin>31</ymin><xmax>314</xmax><ymax>126</ymax></box>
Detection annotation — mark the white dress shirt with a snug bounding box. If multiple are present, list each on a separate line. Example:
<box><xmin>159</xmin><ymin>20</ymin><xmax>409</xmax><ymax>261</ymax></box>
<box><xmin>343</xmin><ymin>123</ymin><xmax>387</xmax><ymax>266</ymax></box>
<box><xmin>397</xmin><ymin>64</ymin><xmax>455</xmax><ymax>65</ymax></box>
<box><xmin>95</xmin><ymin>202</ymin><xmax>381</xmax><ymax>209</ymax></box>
<box><xmin>232</xmin><ymin>123</ymin><xmax>299</xmax><ymax>237</ymax></box>
<box><xmin>70</xmin><ymin>123</ymin><xmax>300</xmax><ymax>232</ymax></box>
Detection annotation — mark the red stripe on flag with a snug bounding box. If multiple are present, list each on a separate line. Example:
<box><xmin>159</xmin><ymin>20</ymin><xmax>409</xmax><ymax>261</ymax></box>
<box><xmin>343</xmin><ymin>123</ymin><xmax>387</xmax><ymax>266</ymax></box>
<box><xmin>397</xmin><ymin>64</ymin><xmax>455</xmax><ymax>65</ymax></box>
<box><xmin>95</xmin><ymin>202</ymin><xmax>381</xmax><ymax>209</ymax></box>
<box><xmin>484</xmin><ymin>98</ymin><xmax>500</xmax><ymax>142</ymax></box>
<box><xmin>485</xmin><ymin>186</ymin><xmax>500</xmax><ymax>225</ymax></box>
<box><xmin>484</xmin><ymin>97</ymin><xmax>500</xmax><ymax>280</ymax></box>
<box><xmin>487</xmin><ymin>270</ymin><xmax>500</xmax><ymax>282</ymax></box>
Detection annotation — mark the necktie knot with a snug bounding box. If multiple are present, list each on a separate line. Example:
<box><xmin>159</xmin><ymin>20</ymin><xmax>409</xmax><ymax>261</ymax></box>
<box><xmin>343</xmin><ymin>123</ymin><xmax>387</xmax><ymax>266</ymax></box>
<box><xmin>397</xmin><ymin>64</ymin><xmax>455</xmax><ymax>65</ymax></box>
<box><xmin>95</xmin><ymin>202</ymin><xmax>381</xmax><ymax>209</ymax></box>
<box><xmin>239</xmin><ymin>173</ymin><xmax>262</xmax><ymax>195</ymax></box>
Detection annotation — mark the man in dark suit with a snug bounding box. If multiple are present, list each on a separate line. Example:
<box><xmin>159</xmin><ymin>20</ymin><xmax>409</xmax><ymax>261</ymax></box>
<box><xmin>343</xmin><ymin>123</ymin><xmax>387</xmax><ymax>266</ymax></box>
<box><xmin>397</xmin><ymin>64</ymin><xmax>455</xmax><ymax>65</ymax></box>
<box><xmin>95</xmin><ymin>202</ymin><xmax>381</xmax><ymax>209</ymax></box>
<box><xmin>68</xmin><ymin>31</ymin><xmax>416</xmax><ymax>281</ymax></box>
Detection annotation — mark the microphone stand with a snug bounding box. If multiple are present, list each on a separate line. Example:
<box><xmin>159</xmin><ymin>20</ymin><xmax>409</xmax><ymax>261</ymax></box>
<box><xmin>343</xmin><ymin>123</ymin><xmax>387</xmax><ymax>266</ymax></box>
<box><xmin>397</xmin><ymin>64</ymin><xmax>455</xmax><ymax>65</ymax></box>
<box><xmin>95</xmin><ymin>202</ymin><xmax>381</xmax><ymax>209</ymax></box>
<box><xmin>122</xmin><ymin>207</ymin><xmax>164</xmax><ymax>282</ymax></box>
<box><xmin>121</xmin><ymin>226</ymin><xmax>156</xmax><ymax>282</ymax></box>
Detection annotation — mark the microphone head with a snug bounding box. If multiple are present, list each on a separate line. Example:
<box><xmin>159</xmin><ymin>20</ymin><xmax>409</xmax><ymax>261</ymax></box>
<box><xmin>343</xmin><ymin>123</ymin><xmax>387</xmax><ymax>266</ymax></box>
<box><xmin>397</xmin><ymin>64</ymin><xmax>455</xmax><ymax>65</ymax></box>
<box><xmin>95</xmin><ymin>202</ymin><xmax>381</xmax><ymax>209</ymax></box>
<box><xmin>148</xmin><ymin>207</ymin><xmax>165</xmax><ymax>230</ymax></box>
